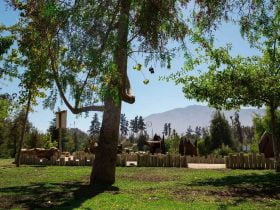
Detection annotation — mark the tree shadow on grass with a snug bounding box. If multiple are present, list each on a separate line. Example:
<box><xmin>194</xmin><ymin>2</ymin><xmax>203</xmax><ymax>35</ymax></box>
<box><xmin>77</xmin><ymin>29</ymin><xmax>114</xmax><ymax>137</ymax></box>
<box><xmin>188</xmin><ymin>172</ymin><xmax>280</xmax><ymax>209</ymax></box>
<box><xmin>0</xmin><ymin>181</ymin><xmax>119</xmax><ymax>209</ymax></box>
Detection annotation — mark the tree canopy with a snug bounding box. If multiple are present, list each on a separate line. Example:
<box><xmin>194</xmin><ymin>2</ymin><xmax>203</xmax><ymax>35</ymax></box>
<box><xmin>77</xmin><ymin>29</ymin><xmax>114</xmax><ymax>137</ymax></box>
<box><xmin>1</xmin><ymin>0</ymin><xmax>273</xmax><ymax>182</ymax></box>
<box><xmin>169</xmin><ymin>1</ymin><xmax>280</xmax><ymax>170</ymax></box>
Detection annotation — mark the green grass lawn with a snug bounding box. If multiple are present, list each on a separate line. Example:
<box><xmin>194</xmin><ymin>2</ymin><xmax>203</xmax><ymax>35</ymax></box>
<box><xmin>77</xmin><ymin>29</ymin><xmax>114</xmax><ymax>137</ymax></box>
<box><xmin>0</xmin><ymin>159</ymin><xmax>279</xmax><ymax>210</ymax></box>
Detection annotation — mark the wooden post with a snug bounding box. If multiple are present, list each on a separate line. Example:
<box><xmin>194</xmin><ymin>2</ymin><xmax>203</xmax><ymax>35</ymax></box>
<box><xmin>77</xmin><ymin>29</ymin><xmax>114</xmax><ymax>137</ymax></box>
<box><xmin>240</xmin><ymin>153</ymin><xmax>244</xmax><ymax>169</ymax></box>
<box><xmin>167</xmin><ymin>154</ymin><xmax>171</xmax><ymax>167</ymax></box>
<box><xmin>261</xmin><ymin>153</ymin><xmax>265</xmax><ymax>169</ymax></box>
<box><xmin>180</xmin><ymin>156</ymin><xmax>187</xmax><ymax>168</ymax></box>
<box><xmin>256</xmin><ymin>154</ymin><xmax>261</xmax><ymax>169</ymax></box>
<box><xmin>225</xmin><ymin>156</ymin><xmax>229</xmax><ymax>168</ymax></box>
<box><xmin>60</xmin><ymin>157</ymin><xmax>65</xmax><ymax>166</ymax></box>
<box><xmin>233</xmin><ymin>155</ymin><xmax>237</xmax><ymax>169</ymax></box>
<box><xmin>244</xmin><ymin>155</ymin><xmax>249</xmax><ymax>169</ymax></box>
<box><xmin>252</xmin><ymin>153</ymin><xmax>257</xmax><ymax>169</ymax></box>
<box><xmin>271</xmin><ymin>159</ymin><xmax>276</xmax><ymax>169</ymax></box>
<box><xmin>265</xmin><ymin>158</ymin><xmax>270</xmax><ymax>169</ymax></box>
<box><xmin>248</xmin><ymin>154</ymin><xmax>253</xmax><ymax>169</ymax></box>
<box><xmin>56</xmin><ymin>110</ymin><xmax>67</xmax><ymax>152</ymax></box>
<box><xmin>153</xmin><ymin>155</ymin><xmax>156</xmax><ymax>167</ymax></box>
<box><xmin>176</xmin><ymin>155</ymin><xmax>180</xmax><ymax>167</ymax></box>
<box><xmin>59</xmin><ymin>127</ymin><xmax>62</xmax><ymax>152</ymax></box>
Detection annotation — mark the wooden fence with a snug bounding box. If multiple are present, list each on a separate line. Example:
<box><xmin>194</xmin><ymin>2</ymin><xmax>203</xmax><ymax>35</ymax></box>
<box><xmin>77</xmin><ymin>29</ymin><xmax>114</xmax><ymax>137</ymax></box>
<box><xmin>20</xmin><ymin>155</ymin><xmax>95</xmax><ymax>166</ymax></box>
<box><xmin>225</xmin><ymin>153</ymin><xmax>276</xmax><ymax>169</ymax></box>
<box><xmin>20</xmin><ymin>153</ymin><xmax>226</xmax><ymax>167</ymax></box>
<box><xmin>116</xmin><ymin>154</ymin><xmax>188</xmax><ymax>167</ymax></box>
<box><xmin>186</xmin><ymin>155</ymin><xmax>224</xmax><ymax>164</ymax></box>
<box><xmin>20</xmin><ymin>154</ymin><xmax>188</xmax><ymax>168</ymax></box>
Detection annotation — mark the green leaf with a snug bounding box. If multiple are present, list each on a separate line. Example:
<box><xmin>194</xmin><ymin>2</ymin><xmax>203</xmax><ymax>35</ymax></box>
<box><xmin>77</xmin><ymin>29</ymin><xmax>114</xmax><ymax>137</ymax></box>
<box><xmin>143</xmin><ymin>79</ymin><xmax>149</xmax><ymax>85</ymax></box>
<box><xmin>133</xmin><ymin>64</ymin><xmax>142</xmax><ymax>71</ymax></box>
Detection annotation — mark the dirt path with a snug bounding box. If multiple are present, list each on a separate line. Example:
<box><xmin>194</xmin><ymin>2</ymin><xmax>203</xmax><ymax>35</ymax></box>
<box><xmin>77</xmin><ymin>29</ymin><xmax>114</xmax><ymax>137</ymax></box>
<box><xmin>188</xmin><ymin>163</ymin><xmax>226</xmax><ymax>169</ymax></box>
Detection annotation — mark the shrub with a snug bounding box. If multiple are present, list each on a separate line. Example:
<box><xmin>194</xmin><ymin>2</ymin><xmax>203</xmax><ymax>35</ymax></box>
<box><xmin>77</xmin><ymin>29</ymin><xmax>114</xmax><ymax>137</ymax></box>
<box><xmin>197</xmin><ymin>135</ymin><xmax>212</xmax><ymax>156</ymax></box>
<box><xmin>213</xmin><ymin>144</ymin><xmax>234</xmax><ymax>157</ymax></box>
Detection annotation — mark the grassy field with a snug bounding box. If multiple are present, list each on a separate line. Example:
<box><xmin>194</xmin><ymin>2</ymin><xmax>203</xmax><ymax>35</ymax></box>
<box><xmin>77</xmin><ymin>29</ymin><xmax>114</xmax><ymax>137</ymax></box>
<box><xmin>0</xmin><ymin>159</ymin><xmax>279</xmax><ymax>210</ymax></box>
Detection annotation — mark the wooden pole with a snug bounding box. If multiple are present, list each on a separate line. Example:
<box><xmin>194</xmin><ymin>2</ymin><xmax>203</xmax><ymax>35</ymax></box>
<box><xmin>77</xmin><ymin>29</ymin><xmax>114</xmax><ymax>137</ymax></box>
<box><xmin>59</xmin><ymin>112</ymin><xmax>62</xmax><ymax>152</ymax></box>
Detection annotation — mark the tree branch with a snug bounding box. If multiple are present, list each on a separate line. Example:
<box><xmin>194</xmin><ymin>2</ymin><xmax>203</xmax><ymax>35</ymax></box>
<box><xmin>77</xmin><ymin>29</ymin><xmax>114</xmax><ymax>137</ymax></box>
<box><xmin>48</xmin><ymin>47</ymin><xmax>104</xmax><ymax>114</ymax></box>
<box><xmin>75</xmin><ymin>0</ymin><xmax>121</xmax><ymax>107</ymax></box>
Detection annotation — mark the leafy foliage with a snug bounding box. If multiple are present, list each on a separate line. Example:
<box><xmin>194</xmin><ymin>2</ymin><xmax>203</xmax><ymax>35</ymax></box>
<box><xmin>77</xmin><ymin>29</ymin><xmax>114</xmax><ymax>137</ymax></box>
<box><xmin>213</xmin><ymin>144</ymin><xmax>234</xmax><ymax>157</ymax></box>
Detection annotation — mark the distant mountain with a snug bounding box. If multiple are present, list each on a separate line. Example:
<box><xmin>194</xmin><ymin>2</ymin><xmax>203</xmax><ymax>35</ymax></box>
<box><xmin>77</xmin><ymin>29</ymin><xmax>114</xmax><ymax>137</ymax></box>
<box><xmin>144</xmin><ymin>105</ymin><xmax>265</xmax><ymax>136</ymax></box>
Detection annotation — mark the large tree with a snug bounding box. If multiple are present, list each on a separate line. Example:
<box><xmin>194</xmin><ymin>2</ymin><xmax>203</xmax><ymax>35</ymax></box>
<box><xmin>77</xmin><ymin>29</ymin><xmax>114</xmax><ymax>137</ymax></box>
<box><xmin>6</xmin><ymin>0</ymin><xmax>192</xmax><ymax>185</ymax></box>
<box><xmin>170</xmin><ymin>1</ymin><xmax>280</xmax><ymax>171</ymax></box>
<box><xmin>5</xmin><ymin>0</ymin><xmax>264</xmax><ymax>183</ymax></box>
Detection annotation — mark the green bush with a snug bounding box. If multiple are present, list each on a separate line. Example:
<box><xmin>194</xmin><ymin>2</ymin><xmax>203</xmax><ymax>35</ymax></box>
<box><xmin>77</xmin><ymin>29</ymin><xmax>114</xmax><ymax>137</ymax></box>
<box><xmin>213</xmin><ymin>144</ymin><xmax>234</xmax><ymax>157</ymax></box>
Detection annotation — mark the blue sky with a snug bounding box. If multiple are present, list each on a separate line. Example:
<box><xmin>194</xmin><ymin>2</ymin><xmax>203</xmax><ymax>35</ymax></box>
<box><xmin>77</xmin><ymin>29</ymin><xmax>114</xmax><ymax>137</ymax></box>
<box><xmin>0</xmin><ymin>2</ymin><xmax>259</xmax><ymax>133</ymax></box>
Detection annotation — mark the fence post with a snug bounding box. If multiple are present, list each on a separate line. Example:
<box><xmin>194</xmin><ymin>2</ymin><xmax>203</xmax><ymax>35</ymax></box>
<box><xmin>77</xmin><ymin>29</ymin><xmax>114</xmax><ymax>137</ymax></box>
<box><xmin>256</xmin><ymin>154</ymin><xmax>261</xmax><ymax>169</ymax></box>
<box><xmin>167</xmin><ymin>154</ymin><xmax>171</xmax><ymax>167</ymax></box>
<box><xmin>252</xmin><ymin>153</ymin><xmax>257</xmax><ymax>169</ymax></box>
<box><xmin>233</xmin><ymin>155</ymin><xmax>238</xmax><ymax>169</ymax></box>
<box><xmin>271</xmin><ymin>159</ymin><xmax>276</xmax><ymax>169</ymax></box>
<box><xmin>240</xmin><ymin>153</ymin><xmax>244</xmax><ymax>169</ymax></box>
<box><xmin>180</xmin><ymin>155</ymin><xmax>186</xmax><ymax>168</ymax></box>
<box><xmin>248</xmin><ymin>154</ymin><xmax>252</xmax><ymax>169</ymax></box>
<box><xmin>176</xmin><ymin>155</ymin><xmax>180</xmax><ymax>167</ymax></box>
<box><xmin>228</xmin><ymin>155</ymin><xmax>233</xmax><ymax>168</ymax></box>
<box><xmin>260</xmin><ymin>153</ymin><xmax>265</xmax><ymax>169</ymax></box>
<box><xmin>225</xmin><ymin>156</ymin><xmax>229</xmax><ymax>168</ymax></box>
<box><xmin>265</xmin><ymin>158</ymin><xmax>270</xmax><ymax>169</ymax></box>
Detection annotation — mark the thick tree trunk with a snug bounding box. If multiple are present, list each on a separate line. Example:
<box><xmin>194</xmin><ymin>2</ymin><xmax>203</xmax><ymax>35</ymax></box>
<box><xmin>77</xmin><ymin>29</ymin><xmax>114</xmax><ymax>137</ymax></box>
<box><xmin>269</xmin><ymin>106</ymin><xmax>280</xmax><ymax>172</ymax></box>
<box><xmin>90</xmin><ymin>0</ymin><xmax>132</xmax><ymax>186</ymax></box>
<box><xmin>90</xmin><ymin>0</ymin><xmax>134</xmax><ymax>185</ymax></box>
<box><xmin>15</xmin><ymin>92</ymin><xmax>32</xmax><ymax>167</ymax></box>
<box><xmin>90</xmin><ymin>98</ymin><xmax>121</xmax><ymax>185</ymax></box>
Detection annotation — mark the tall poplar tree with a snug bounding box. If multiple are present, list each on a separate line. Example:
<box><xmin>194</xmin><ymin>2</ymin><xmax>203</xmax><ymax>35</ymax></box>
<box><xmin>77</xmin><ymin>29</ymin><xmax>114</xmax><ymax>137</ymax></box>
<box><xmin>120</xmin><ymin>114</ymin><xmax>129</xmax><ymax>137</ymax></box>
<box><xmin>88</xmin><ymin>113</ymin><xmax>101</xmax><ymax>139</ymax></box>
